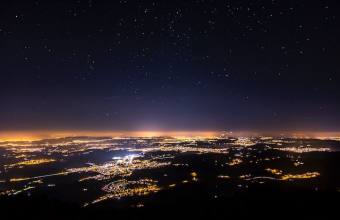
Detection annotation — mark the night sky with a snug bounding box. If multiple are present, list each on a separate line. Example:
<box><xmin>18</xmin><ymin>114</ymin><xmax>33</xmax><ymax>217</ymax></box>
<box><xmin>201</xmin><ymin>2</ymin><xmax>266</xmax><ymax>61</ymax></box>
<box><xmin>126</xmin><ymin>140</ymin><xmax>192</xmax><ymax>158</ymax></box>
<box><xmin>1</xmin><ymin>0</ymin><xmax>339</xmax><ymax>132</ymax></box>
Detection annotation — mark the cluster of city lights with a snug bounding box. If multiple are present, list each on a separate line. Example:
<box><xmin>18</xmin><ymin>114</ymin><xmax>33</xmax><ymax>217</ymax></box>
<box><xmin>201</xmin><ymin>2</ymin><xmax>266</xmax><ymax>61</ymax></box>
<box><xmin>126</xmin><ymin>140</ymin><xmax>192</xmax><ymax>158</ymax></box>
<box><xmin>5</xmin><ymin>159</ymin><xmax>56</xmax><ymax>169</ymax></box>
<box><xmin>88</xmin><ymin>179</ymin><xmax>161</xmax><ymax>205</ymax></box>
<box><xmin>274</xmin><ymin>146</ymin><xmax>331</xmax><ymax>153</ymax></box>
<box><xmin>68</xmin><ymin>155</ymin><xmax>170</xmax><ymax>181</ymax></box>
<box><xmin>280</xmin><ymin>172</ymin><xmax>320</xmax><ymax>180</ymax></box>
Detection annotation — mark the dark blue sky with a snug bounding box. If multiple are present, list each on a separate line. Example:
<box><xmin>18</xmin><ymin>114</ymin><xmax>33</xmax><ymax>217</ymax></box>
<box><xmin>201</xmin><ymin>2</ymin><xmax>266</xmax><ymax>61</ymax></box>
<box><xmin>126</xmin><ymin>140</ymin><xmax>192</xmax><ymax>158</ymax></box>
<box><xmin>1</xmin><ymin>0</ymin><xmax>339</xmax><ymax>131</ymax></box>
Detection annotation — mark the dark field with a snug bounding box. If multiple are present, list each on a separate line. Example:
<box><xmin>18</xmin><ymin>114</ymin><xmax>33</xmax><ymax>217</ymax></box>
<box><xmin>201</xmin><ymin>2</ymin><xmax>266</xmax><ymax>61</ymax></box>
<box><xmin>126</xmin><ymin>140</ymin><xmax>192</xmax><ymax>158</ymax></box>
<box><xmin>0</xmin><ymin>136</ymin><xmax>339</xmax><ymax>219</ymax></box>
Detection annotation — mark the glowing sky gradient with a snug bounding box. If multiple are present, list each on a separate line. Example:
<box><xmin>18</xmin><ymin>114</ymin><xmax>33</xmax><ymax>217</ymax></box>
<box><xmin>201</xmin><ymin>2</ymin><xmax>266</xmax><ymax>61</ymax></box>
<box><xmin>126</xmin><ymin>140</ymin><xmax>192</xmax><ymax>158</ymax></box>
<box><xmin>1</xmin><ymin>0</ymin><xmax>339</xmax><ymax>132</ymax></box>
<box><xmin>1</xmin><ymin>130</ymin><xmax>340</xmax><ymax>142</ymax></box>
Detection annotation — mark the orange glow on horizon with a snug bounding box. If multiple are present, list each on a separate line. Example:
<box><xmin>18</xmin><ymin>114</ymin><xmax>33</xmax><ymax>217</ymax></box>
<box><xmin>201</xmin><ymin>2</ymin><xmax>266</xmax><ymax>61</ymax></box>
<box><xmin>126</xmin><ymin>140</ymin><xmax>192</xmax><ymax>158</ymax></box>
<box><xmin>0</xmin><ymin>130</ymin><xmax>222</xmax><ymax>142</ymax></box>
<box><xmin>0</xmin><ymin>130</ymin><xmax>339</xmax><ymax>142</ymax></box>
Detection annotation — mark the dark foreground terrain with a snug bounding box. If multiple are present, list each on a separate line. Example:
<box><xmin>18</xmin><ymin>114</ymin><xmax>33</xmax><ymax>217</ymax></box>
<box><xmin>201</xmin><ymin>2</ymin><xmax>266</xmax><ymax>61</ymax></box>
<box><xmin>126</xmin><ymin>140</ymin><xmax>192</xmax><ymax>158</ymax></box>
<box><xmin>1</xmin><ymin>183</ymin><xmax>340</xmax><ymax>220</ymax></box>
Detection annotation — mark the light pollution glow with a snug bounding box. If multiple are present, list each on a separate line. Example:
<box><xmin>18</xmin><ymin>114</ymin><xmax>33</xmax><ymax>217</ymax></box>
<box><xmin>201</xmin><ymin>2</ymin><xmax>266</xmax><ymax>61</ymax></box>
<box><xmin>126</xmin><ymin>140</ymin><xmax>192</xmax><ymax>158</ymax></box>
<box><xmin>0</xmin><ymin>130</ymin><xmax>340</xmax><ymax>142</ymax></box>
<box><xmin>0</xmin><ymin>130</ymin><xmax>221</xmax><ymax>142</ymax></box>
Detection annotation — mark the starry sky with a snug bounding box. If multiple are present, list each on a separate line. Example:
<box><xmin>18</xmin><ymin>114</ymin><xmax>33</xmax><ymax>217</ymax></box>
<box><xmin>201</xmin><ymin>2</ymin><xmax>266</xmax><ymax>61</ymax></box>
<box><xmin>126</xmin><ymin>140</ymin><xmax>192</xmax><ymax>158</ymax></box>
<box><xmin>0</xmin><ymin>0</ymin><xmax>339</xmax><ymax>132</ymax></box>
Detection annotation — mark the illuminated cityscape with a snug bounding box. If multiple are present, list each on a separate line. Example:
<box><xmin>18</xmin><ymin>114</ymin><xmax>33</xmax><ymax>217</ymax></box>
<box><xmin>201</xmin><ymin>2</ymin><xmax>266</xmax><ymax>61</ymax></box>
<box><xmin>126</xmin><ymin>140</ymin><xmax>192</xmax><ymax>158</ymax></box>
<box><xmin>0</xmin><ymin>135</ymin><xmax>339</xmax><ymax>211</ymax></box>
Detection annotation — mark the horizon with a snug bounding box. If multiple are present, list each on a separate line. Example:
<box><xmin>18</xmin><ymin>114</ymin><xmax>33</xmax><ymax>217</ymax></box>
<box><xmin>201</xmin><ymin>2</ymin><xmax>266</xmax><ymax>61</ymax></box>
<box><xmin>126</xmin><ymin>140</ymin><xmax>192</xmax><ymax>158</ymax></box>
<box><xmin>1</xmin><ymin>130</ymin><xmax>340</xmax><ymax>142</ymax></box>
